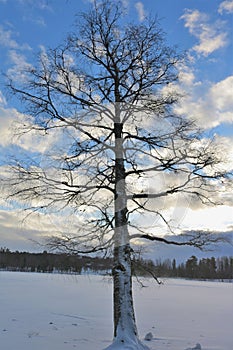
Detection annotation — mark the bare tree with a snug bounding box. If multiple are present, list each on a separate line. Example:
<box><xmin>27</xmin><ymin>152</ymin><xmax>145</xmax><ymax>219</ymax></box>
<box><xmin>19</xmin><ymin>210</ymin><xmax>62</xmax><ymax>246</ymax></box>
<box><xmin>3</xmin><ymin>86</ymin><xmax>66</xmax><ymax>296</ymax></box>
<box><xmin>4</xmin><ymin>1</ymin><xmax>232</xmax><ymax>349</ymax></box>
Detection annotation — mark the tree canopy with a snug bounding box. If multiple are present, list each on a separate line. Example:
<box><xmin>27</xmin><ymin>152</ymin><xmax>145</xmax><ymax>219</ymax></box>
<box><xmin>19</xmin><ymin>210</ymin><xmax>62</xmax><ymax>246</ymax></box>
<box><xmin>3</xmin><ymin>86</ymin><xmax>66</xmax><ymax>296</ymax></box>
<box><xmin>3</xmin><ymin>1</ymin><xmax>232</xmax><ymax>348</ymax></box>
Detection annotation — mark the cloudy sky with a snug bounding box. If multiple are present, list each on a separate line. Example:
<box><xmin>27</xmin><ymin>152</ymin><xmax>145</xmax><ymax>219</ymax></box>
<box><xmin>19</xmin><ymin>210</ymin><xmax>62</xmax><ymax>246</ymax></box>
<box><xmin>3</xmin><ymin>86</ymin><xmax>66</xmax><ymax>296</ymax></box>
<box><xmin>0</xmin><ymin>0</ymin><xmax>233</xmax><ymax>252</ymax></box>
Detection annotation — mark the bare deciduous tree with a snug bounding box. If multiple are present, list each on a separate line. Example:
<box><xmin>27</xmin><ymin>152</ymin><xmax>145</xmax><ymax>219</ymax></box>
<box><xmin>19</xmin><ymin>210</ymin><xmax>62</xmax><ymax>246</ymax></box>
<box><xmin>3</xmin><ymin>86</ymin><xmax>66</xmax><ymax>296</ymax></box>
<box><xmin>4</xmin><ymin>1</ymin><xmax>232</xmax><ymax>349</ymax></box>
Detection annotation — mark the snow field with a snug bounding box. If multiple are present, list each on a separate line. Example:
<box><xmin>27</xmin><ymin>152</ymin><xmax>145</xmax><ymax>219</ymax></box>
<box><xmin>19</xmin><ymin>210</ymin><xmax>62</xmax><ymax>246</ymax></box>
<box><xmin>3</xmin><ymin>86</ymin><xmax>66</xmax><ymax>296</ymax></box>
<box><xmin>0</xmin><ymin>272</ymin><xmax>232</xmax><ymax>350</ymax></box>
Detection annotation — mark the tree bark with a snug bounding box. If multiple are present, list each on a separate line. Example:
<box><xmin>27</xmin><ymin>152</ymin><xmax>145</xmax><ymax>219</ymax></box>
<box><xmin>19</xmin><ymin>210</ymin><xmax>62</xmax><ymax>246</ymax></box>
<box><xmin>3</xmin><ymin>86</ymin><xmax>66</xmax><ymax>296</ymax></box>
<box><xmin>109</xmin><ymin>119</ymin><xmax>148</xmax><ymax>349</ymax></box>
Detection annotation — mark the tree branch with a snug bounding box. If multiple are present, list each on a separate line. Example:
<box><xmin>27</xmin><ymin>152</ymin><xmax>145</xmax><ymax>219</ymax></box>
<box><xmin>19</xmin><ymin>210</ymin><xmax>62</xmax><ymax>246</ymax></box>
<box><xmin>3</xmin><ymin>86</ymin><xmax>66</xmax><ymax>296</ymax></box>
<box><xmin>130</xmin><ymin>231</ymin><xmax>231</xmax><ymax>251</ymax></box>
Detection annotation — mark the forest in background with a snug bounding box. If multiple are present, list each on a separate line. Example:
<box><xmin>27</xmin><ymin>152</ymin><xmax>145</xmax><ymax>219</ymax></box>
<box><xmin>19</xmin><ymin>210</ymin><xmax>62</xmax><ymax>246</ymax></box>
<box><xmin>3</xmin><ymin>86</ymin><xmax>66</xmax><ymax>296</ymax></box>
<box><xmin>0</xmin><ymin>248</ymin><xmax>232</xmax><ymax>280</ymax></box>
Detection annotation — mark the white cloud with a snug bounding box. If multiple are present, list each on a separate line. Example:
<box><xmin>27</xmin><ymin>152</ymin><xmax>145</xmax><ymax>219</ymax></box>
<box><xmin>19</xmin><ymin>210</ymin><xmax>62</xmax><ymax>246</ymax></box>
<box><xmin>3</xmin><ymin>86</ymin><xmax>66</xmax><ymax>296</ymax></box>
<box><xmin>0</xmin><ymin>107</ymin><xmax>19</xmax><ymax>147</ymax></box>
<box><xmin>7</xmin><ymin>50</ymin><xmax>33</xmax><ymax>82</ymax></box>
<box><xmin>0</xmin><ymin>106</ymin><xmax>63</xmax><ymax>154</ymax></box>
<box><xmin>182</xmin><ymin>205</ymin><xmax>233</xmax><ymax>232</ymax></box>
<box><xmin>218</xmin><ymin>0</ymin><xmax>233</xmax><ymax>14</ymax></box>
<box><xmin>214</xmin><ymin>135</ymin><xmax>233</xmax><ymax>173</ymax></box>
<box><xmin>0</xmin><ymin>209</ymin><xmax>52</xmax><ymax>251</ymax></box>
<box><xmin>194</xmin><ymin>31</ymin><xmax>227</xmax><ymax>57</ymax></box>
<box><xmin>180</xmin><ymin>9</ymin><xmax>228</xmax><ymax>56</ymax></box>
<box><xmin>175</xmin><ymin>69</ymin><xmax>233</xmax><ymax>129</ymax></box>
<box><xmin>176</xmin><ymin>61</ymin><xmax>200</xmax><ymax>87</ymax></box>
<box><xmin>0</xmin><ymin>25</ymin><xmax>31</xmax><ymax>50</ymax></box>
<box><xmin>135</xmin><ymin>2</ymin><xmax>146</xmax><ymax>22</ymax></box>
<box><xmin>0</xmin><ymin>25</ymin><xmax>19</xmax><ymax>49</ymax></box>
<box><xmin>209</xmin><ymin>76</ymin><xmax>233</xmax><ymax>119</ymax></box>
<box><xmin>0</xmin><ymin>91</ymin><xmax>7</xmax><ymax>106</ymax></box>
<box><xmin>0</xmin><ymin>203</ymin><xmax>95</xmax><ymax>251</ymax></box>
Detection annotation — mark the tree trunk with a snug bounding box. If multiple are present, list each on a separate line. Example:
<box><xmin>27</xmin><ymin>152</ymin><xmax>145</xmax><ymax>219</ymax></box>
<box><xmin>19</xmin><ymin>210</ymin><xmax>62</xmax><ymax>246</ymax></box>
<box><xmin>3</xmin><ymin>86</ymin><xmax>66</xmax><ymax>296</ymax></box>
<box><xmin>104</xmin><ymin>120</ymin><xmax>149</xmax><ymax>349</ymax></box>
<box><xmin>113</xmin><ymin>233</ymin><xmax>137</xmax><ymax>343</ymax></box>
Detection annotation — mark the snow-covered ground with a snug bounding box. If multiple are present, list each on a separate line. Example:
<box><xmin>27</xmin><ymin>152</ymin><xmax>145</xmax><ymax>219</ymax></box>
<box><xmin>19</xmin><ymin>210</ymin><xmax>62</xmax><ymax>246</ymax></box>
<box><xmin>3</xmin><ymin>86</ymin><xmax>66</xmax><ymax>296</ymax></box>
<box><xmin>0</xmin><ymin>272</ymin><xmax>232</xmax><ymax>350</ymax></box>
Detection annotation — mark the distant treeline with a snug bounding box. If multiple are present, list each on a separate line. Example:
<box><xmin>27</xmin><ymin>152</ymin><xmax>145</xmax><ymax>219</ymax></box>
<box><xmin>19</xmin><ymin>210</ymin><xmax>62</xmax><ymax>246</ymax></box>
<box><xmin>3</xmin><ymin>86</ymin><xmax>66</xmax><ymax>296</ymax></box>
<box><xmin>0</xmin><ymin>248</ymin><xmax>112</xmax><ymax>274</ymax></box>
<box><xmin>140</xmin><ymin>255</ymin><xmax>233</xmax><ymax>280</ymax></box>
<box><xmin>0</xmin><ymin>248</ymin><xmax>232</xmax><ymax>280</ymax></box>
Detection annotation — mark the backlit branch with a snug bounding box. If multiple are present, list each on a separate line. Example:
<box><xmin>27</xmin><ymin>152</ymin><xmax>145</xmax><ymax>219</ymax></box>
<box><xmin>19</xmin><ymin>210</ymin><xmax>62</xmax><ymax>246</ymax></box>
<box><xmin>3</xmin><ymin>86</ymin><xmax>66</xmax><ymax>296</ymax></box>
<box><xmin>130</xmin><ymin>231</ymin><xmax>231</xmax><ymax>251</ymax></box>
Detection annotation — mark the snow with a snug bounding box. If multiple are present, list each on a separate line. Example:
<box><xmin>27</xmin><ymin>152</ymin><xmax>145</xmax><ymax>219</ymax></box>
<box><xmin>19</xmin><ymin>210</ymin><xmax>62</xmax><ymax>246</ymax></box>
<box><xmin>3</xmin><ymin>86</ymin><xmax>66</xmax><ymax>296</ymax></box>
<box><xmin>0</xmin><ymin>272</ymin><xmax>232</xmax><ymax>350</ymax></box>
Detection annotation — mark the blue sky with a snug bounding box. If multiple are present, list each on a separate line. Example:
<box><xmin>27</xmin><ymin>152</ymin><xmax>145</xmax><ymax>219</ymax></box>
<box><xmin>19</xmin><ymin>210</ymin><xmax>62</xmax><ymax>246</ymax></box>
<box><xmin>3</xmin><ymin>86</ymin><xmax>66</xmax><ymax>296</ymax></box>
<box><xmin>0</xmin><ymin>0</ymin><xmax>232</xmax><ymax>253</ymax></box>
